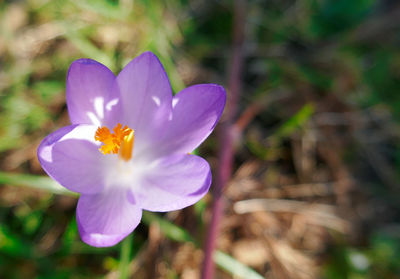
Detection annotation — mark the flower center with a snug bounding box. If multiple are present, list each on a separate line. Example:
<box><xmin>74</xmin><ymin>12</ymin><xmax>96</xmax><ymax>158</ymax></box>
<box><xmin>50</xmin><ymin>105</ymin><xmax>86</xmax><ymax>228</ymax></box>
<box><xmin>95</xmin><ymin>123</ymin><xmax>135</xmax><ymax>161</ymax></box>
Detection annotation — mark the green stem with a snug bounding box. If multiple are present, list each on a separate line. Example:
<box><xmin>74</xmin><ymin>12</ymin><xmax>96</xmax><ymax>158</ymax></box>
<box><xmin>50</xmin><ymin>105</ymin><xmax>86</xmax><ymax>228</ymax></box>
<box><xmin>0</xmin><ymin>174</ymin><xmax>264</xmax><ymax>279</ymax></box>
<box><xmin>118</xmin><ymin>233</ymin><xmax>133</xmax><ymax>279</ymax></box>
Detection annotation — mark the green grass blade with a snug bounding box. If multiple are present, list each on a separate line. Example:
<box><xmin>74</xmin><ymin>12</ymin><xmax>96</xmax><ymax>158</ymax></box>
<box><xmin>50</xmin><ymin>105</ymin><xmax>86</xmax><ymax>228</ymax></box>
<box><xmin>0</xmin><ymin>172</ymin><xmax>77</xmax><ymax>196</ymax></box>
<box><xmin>142</xmin><ymin>211</ymin><xmax>195</xmax><ymax>243</ymax></box>
<box><xmin>214</xmin><ymin>250</ymin><xmax>265</xmax><ymax>279</ymax></box>
<box><xmin>273</xmin><ymin>103</ymin><xmax>315</xmax><ymax>141</ymax></box>
<box><xmin>0</xmin><ymin>174</ymin><xmax>265</xmax><ymax>278</ymax></box>
<box><xmin>142</xmin><ymin>212</ymin><xmax>265</xmax><ymax>278</ymax></box>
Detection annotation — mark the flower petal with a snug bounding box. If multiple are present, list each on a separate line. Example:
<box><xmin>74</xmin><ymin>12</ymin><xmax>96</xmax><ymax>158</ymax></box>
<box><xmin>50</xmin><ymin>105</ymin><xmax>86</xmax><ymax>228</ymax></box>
<box><xmin>77</xmin><ymin>190</ymin><xmax>142</xmax><ymax>247</ymax></box>
<box><xmin>114</xmin><ymin>52</ymin><xmax>172</xmax><ymax>154</ymax></box>
<box><xmin>131</xmin><ymin>154</ymin><xmax>211</xmax><ymax>212</ymax></box>
<box><xmin>37</xmin><ymin>124</ymin><xmax>107</xmax><ymax>194</ymax></box>
<box><xmin>66</xmin><ymin>59</ymin><xmax>119</xmax><ymax>126</ymax></box>
<box><xmin>158</xmin><ymin>84</ymin><xmax>226</xmax><ymax>155</ymax></box>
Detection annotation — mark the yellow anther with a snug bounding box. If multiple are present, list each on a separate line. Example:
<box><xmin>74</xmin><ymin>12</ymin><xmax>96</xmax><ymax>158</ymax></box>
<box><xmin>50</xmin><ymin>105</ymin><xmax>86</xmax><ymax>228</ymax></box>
<box><xmin>119</xmin><ymin>129</ymin><xmax>135</xmax><ymax>161</ymax></box>
<box><xmin>95</xmin><ymin>123</ymin><xmax>134</xmax><ymax>161</ymax></box>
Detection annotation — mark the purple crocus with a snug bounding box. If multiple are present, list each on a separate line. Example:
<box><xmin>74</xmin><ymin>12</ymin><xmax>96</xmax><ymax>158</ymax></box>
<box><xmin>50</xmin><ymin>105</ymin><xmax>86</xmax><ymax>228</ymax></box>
<box><xmin>37</xmin><ymin>52</ymin><xmax>226</xmax><ymax>247</ymax></box>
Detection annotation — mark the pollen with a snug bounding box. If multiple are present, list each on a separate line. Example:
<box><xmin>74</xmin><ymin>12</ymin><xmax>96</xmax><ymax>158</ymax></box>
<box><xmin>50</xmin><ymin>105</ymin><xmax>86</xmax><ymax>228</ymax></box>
<box><xmin>95</xmin><ymin>123</ymin><xmax>134</xmax><ymax>160</ymax></box>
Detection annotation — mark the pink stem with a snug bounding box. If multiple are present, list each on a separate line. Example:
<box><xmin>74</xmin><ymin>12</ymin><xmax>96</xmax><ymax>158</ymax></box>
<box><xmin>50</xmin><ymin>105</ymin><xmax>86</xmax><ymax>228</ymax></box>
<box><xmin>201</xmin><ymin>1</ymin><xmax>246</xmax><ymax>278</ymax></box>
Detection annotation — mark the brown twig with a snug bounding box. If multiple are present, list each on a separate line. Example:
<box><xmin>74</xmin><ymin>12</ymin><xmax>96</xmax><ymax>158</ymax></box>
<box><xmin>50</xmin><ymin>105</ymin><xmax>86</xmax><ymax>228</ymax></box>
<box><xmin>201</xmin><ymin>0</ymin><xmax>246</xmax><ymax>278</ymax></box>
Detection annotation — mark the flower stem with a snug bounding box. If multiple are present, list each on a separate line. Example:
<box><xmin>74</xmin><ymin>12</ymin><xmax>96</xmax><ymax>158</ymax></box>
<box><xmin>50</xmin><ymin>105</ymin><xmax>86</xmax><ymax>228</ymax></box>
<box><xmin>201</xmin><ymin>0</ymin><xmax>246</xmax><ymax>278</ymax></box>
<box><xmin>118</xmin><ymin>233</ymin><xmax>133</xmax><ymax>279</ymax></box>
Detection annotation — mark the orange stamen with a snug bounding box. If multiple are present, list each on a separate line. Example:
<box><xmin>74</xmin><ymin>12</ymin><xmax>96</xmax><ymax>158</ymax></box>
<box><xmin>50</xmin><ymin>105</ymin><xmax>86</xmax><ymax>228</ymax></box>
<box><xmin>119</xmin><ymin>129</ymin><xmax>135</xmax><ymax>161</ymax></box>
<box><xmin>95</xmin><ymin>123</ymin><xmax>134</xmax><ymax>161</ymax></box>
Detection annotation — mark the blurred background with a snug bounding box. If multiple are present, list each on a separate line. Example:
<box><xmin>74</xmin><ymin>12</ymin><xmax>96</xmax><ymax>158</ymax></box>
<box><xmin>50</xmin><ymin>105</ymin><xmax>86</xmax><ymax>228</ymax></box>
<box><xmin>1</xmin><ymin>0</ymin><xmax>400</xmax><ymax>278</ymax></box>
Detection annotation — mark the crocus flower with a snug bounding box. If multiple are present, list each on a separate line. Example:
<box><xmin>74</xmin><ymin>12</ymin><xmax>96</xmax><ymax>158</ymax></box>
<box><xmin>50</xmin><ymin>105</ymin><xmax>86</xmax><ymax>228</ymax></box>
<box><xmin>37</xmin><ymin>52</ymin><xmax>226</xmax><ymax>247</ymax></box>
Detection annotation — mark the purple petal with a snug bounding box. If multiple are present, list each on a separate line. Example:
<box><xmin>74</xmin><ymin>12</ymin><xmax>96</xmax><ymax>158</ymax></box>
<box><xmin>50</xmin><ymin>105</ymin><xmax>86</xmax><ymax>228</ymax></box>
<box><xmin>66</xmin><ymin>59</ymin><xmax>120</xmax><ymax>126</ymax></box>
<box><xmin>77</xmin><ymin>190</ymin><xmax>142</xmax><ymax>247</ymax></box>
<box><xmin>158</xmin><ymin>84</ymin><xmax>226</xmax><ymax>156</ymax></box>
<box><xmin>37</xmin><ymin>124</ymin><xmax>106</xmax><ymax>194</ymax></box>
<box><xmin>131</xmin><ymin>154</ymin><xmax>211</xmax><ymax>212</ymax></box>
<box><xmin>114</xmin><ymin>52</ymin><xmax>172</xmax><ymax>155</ymax></box>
